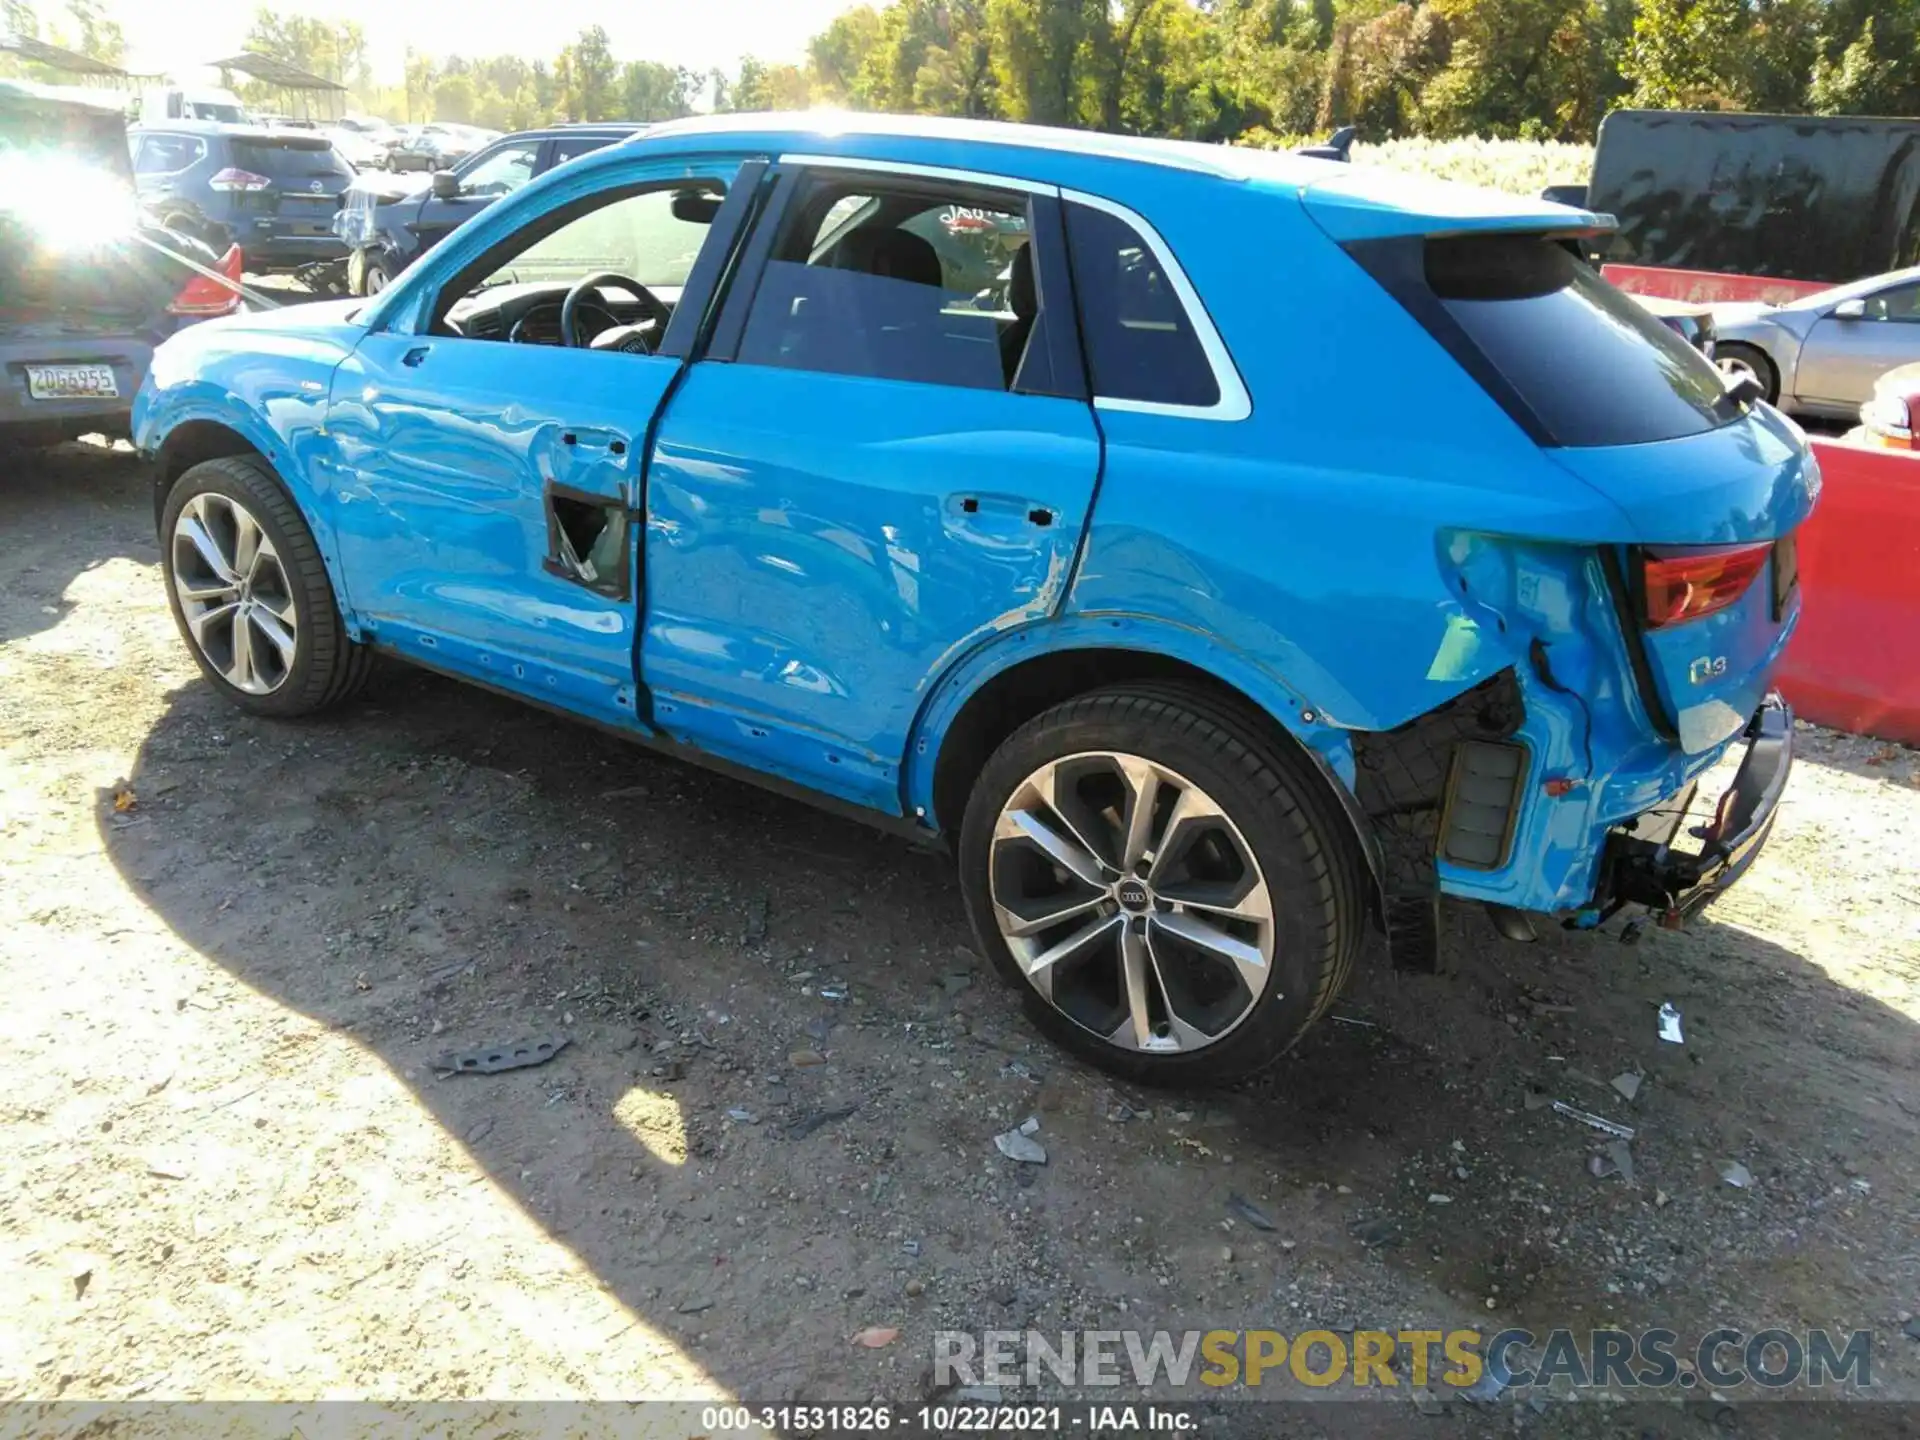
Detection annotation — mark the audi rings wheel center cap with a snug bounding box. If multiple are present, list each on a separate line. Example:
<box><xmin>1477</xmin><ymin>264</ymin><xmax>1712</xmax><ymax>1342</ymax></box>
<box><xmin>1115</xmin><ymin>878</ymin><xmax>1152</xmax><ymax>912</ymax></box>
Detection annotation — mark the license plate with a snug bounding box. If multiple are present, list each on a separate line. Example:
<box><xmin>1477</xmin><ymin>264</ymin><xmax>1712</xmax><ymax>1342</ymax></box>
<box><xmin>25</xmin><ymin>364</ymin><xmax>118</xmax><ymax>400</ymax></box>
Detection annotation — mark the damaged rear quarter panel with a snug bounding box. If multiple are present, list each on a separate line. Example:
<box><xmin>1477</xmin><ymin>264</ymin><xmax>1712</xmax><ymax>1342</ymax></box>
<box><xmin>1063</xmin><ymin>175</ymin><xmax>1710</xmax><ymax>914</ymax></box>
<box><xmin>1066</xmin><ymin>175</ymin><xmax>1638</xmax><ymax>737</ymax></box>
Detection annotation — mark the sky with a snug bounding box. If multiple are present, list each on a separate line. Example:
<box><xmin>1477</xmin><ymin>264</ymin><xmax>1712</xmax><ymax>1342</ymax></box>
<box><xmin>113</xmin><ymin>0</ymin><xmax>878</xmax><ymax>88</ymax></box>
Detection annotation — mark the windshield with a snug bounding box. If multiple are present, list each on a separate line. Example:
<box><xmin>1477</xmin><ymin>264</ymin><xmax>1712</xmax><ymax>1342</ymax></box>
<box><xmin>185</xmin><ymin>101</ymin><xmax>248</xmax><ymax>123</ymax></box>
<box><xmin>1427</xmin><ymin>235</ymin><xmax>1742</xmax><ymax>447</ymax></box>
<box><xmin>1355</xmin><ymin>233</ymin><xmax>1744</xmax><ymax>448</ymax></box>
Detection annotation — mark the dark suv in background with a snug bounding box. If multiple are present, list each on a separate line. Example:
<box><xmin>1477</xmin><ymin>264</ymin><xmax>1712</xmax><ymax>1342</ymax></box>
<box><xmin>335</xmin><ymin>123</ymin><xmax>646</xmax><ymax>294</ymax></box>
<box><xmin>129</xmin><ymin>121</ymin><xmax>354</xmax><ymax>274</ymax></box>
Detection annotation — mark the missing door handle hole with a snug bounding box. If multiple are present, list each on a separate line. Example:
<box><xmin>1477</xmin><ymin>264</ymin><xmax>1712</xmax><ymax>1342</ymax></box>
<box><xmin>961</xmin><ymin>497</ymin><xmax>979</xmax><ymax>514</ymax></box>
<box><xmin>609</xmin><ymin>440</ymin><xmax>626</xmax><ymax>456</ymax></box>
<box><xmin>545</xmin><ymin>488</ymin><xmax>629</xmax><ymax>599</ymax></box>
<box><xmin>1028</xmin><ymin>508</ymin><xmax>1053</xmax><ymax>527</ymax></box>
<box><xmin>562</xmin><ymin>432</ymin><xmax>577</xmax><ymax>446</ymax></box>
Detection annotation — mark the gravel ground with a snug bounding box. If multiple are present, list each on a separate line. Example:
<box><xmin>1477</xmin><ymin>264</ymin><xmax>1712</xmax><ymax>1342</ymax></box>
<box><xmin>1</xmin><ymin>441</ymin><xmax>1916</xmax><ymax>1437</ymax></box>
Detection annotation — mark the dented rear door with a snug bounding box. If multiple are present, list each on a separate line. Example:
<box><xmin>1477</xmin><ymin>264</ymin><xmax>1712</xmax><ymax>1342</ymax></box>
<box><xmin>640</xmin><ymin>163</ymin><xmax>1099</xmax><ymax>813</ymax></box>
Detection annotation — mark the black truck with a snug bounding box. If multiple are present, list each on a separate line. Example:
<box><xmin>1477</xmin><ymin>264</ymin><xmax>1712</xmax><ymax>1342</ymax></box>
<box><xmin>1567</xmin><ymin>109</ymin><xmax>1920</xmax><ymax>289</ymax></box>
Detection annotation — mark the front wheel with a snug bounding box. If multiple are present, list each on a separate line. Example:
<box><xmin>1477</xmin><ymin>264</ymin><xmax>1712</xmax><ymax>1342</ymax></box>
<box><xmin>161</xmin><ymin>454</ymin><xmax>373</xmax><ymax>717</ymax></box>
<box><xmin>958</xmin><ymin>684</ymin><xmax>1366</xmax><ymax>1085</ymax></box>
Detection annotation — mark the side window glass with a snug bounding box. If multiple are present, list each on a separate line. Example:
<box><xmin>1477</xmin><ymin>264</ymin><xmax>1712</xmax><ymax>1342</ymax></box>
<box><xmin>1868</xmin><ymin>284</ymin><xmax>1920</xmax><ymax>322</ymax></box>
<box><xmin>738</xmin><ymin>176</ymin><xmax>1043</xmax><ymax>394</ymax></box>
<box><xmin>1064</xmin><ymin>201</ymin><xmax>1220</xmax><ymax>409</ymax></box>
<box><xmin>136</xmin><ymin>135</ymin><xmax>201</xmax><ymax>174</ymax></box>
<box><xmin>459</xmin><ymin>144</ymin><xmax>539</xmax><ymax>198</ymax></box>
<box><xmin>550</xmin><ymin>138</ymin><xmax>610</xmax><ymax>168</ymax></box>
<box><xmin>440</xmin><ymin>182</ymin><xmax>726</xmax><ymax>353</ymax></box>
<box><xmin>809</xmin><ymin>194</ymin><xmax>875</xmax><ymax>256</ymax></box>
<box><xmin>900</xmin><ymin>203</ymin><xmax>1028</xmax><ymax>298</ymax></box>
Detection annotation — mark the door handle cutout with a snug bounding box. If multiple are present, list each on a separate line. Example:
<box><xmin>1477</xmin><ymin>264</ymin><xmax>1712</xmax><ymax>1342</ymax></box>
<box><xmin>543</xmin><ymin>482</ymin><xmax>631</xmax><ymax>601</ymax></box>
<box><xmin>1028</xmin><ymin>508</ymin><xmax>1053</xmax><ymax>527</ymax></box>
<box><xmin>402</xmin><ymin>346</ymin><xmax>429</xmax><ymax>367</ymax></box>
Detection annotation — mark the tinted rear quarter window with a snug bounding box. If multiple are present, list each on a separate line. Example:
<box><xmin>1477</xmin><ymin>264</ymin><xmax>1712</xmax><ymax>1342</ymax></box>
<box><xmin>1064</xmin><ymin>201</ymin><xmax>1218</xmax><ymax>410</ymax></box>
<box><xmin>1408</xmin><ymin>234</ymin><xmax>1740</xmax><ymax>447</ymax></box>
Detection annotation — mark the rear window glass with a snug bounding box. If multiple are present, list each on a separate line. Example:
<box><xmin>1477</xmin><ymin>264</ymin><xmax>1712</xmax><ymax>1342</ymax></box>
<box><xmin>1423</xmin><ymin>235</ymin><xmax>1740</xmax><ymax>448</ymax></box>
<box><xmin>1065</xmin><ymin>201</ymin><xmax>1219</xmax><ymax>410</ymax></box>
<box><xmin>231</xmin><ymin>139</ymin><xmax>353</xmax><ymax>182</ymax></box>
<box><xmin>136</xmin><ymin>134</ymin><xmax>204</xmax><ymax>174</ymax></box>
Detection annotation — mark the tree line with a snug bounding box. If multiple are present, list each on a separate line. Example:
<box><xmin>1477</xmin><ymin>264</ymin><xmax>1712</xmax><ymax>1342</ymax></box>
<box><xmin>3</xmin><ymin>0</ymin><xmax>125</xmax><ymax>68</ymax></box>
<box><xmin>333</xmin><ymin>0</ymin><xmax>1920</xmax><ymax>143</ymax></box>
<box><xmin>780</xmin><ymin>0</ymin><xmax>1920</xmax><ymax>145</ymax></box>
<box><xmin>9</xmin><ymin>0</ymin><xmax>1917</xmax><ymax>144</ymax></box>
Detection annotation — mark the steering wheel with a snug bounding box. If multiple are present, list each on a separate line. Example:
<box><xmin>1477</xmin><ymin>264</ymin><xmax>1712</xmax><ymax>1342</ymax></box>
<box><xmin>560</xmin><ymin>271</ymin><xmax>671</xmax><ymax>349</ymax></box>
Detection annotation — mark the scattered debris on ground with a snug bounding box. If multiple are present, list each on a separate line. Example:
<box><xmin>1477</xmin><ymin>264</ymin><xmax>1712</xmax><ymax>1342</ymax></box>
<box><xmin>1</xmin><ymin>444</ymin><xmax>1915</xmax><ymax>1413</ymax></box>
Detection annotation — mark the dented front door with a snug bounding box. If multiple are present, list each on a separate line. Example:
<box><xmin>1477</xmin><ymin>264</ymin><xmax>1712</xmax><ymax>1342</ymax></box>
<box><xmin>321</xmin><ymin>158</ymin><xmax>753</xmax><ymax>732</ymax></box>
<box><xmin>325</xmin><ymin>335</ymin><xmax>663</xmax><ymax>727</ymax></box>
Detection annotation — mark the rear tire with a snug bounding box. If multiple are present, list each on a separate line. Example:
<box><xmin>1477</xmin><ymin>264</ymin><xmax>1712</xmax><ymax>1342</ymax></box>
<box><xmin>160</xmin><ymin>455</ymin><xmax>373</xmax><ymax>718</ymax></box>
<box><xmin>361</xmin><ymin>254</ymin><xmax>396</xmax><ymax>295</ymax></box>
<box><xmin>1715</xmin><ymin>342</ymin><xmax>1778</xmax><ymax>403</ymax></box>
<box><xmin>958</xmin><ymin>683</ymin><xmax>1365</xmax><ymax>1086</ymax></box>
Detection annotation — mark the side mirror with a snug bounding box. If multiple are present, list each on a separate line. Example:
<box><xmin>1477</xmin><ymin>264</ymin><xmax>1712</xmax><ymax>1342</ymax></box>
<box><xmin>1833</xmin><ymin>298</ymin><xmax>1867</xmax><ymax>320</ymax></box>
<box><xmin>430</xmin><ymin>170</ymin><xmax>460</xmax><ymax>201</ymax></box>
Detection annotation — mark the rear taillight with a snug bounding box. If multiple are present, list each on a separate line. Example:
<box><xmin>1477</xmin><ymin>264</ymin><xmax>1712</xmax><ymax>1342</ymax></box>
<box><xmin>207</xmin><ymin>168</ymin><xmax>272</xmax><ymax>192</ymax></box>
<box><xmin>1639</xmin><ymin>543</ymin><xmax>1773</xmax><ymax>628</ymax></box>
<box><xmin>169</xmin><ymin>243</ymin><xmax>244</xmax><ymax>317</ymax></box>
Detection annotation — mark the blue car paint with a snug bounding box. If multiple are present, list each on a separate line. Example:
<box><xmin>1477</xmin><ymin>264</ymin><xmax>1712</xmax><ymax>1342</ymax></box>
<box><xmin>135</xmin><ymin>114</ymin><xmax>1816</xmax><ymax>920</ymax></box>
<box><xmin>136</xmin><ymin>298</ymin><xmax>368</xmax><ymax>549</ymax></box>
<box><xmin>899</xmin><ymin>610</ymin><xmax>1358</xmax><ymax>815</ymax></box>
<box><xmin>322</xmin><ymin>330</ymin><xmax>674</xmax><ymax>731</ymax></box>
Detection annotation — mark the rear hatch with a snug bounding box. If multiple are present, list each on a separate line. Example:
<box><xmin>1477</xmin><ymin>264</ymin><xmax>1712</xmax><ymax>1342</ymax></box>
<box><xmin>1322</xmin><ymin>196</ymin><xmax>1817</xmax><ymax>755</ymax></box>
<box><xmin>1</xmin><ymin>86</ymin><xmax>173</xmax><ymax>333</ymax></box>
<box><xmin>228</xmin><ymin>134</ymin><xmax>354</xmax><ymax>236</ymax></box>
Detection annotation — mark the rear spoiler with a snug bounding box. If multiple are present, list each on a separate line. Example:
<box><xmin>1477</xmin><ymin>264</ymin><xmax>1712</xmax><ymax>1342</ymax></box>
<box><xmin>1294</xmin><ymin>125</ymin><xmax>1357</xmax><ymax>163</ymax></box>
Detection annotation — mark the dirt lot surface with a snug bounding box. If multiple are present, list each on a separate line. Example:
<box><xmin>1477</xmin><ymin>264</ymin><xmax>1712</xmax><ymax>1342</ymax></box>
<box><xmin>2</xmin><ymin>442</ymin><xmax>1917</xmax><ymax>1437</ymax></box>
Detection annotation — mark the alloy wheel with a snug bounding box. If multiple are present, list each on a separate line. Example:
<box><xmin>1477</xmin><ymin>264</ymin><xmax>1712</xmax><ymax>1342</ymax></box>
<box><xmin>988</xmin><ymin>752</ymin><xmax>1276</xmax><ymax>1054</ymax></box>
<box><xmin>1715</xmin><ymin>352</ymin><xmax>1760</xmax><ymax>383</ymax></box>
<box><xmin>170</xmin><ymin>492</ymin><xmax>298</xmax><ymax>695</ymax></box>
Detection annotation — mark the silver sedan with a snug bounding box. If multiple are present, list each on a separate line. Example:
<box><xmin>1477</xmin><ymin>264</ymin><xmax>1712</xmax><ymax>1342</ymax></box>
<box><xmin>1712</xmin><ymin>264</ymin><xmax>1920</xmax><ymax>420</ymax></box>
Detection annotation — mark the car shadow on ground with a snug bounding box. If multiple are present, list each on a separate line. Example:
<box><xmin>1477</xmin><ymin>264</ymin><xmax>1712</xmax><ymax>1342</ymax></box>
<box><xmin>91</xmin><ymin>649</ymin><xmax>1919</xmax><ymax>1430</ymax></box>
<box><xmin>0</xmin><ymin>441</ymin><xmax>157</xmax><ymax>647</ymax></box>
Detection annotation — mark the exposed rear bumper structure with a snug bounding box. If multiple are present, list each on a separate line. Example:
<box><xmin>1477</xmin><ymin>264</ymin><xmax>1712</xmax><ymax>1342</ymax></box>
<box><xmin>1599</xmin><ymin>691</ymin><xmax>1793</xmax><ymax>926</ymax></box>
